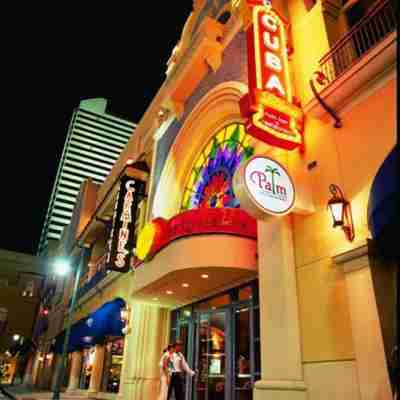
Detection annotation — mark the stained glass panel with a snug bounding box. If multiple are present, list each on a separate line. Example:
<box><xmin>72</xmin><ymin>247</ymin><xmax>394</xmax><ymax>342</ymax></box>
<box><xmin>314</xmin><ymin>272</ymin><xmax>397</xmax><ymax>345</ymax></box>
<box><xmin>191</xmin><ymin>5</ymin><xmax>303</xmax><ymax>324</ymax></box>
<box><xmin>181</xmin><ymin>123</ymin><xmax>254</xmax><ymax>210</ymax></box>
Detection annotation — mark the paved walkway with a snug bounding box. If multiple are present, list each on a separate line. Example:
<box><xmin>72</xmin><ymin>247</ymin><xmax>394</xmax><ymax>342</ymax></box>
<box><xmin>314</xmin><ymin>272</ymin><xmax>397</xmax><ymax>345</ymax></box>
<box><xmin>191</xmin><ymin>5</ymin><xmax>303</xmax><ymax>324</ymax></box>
<box><xmin>0</xmin><ymin>385</ymin><xmax>47</xmax><ymax>400</ymax></box>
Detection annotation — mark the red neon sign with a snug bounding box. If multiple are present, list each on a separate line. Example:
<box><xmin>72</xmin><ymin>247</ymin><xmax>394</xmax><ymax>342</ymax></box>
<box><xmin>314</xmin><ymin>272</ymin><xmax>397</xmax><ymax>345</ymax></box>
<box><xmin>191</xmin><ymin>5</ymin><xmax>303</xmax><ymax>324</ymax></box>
<box><xmin>135</xmin><ymin>208</ymin><xmax>257</xmax><ymax>264</ymax></box>
<box><xmin>240</xmin><ymin>1</ymin><xmax>304</xmax><ymax>150</ymax></box>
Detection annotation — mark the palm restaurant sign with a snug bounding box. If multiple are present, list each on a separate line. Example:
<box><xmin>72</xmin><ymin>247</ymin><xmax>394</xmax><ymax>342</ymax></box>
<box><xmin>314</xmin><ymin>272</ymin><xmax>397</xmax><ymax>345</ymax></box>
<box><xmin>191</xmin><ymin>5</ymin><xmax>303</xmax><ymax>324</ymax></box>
<box><xmin>233</xmin><ymin>155</ymin><xmax>295</xmax><ymax>218</ymax></box>
<box><xmin>238</xmin><ymin>0</ymin><xmax>304</xmax><ymax>150</ymax></box>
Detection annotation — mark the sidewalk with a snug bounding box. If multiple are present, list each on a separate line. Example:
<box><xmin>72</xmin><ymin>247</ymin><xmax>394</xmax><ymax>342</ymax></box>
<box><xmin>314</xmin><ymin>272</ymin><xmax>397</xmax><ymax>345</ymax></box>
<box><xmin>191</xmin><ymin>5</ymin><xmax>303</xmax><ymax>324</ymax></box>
<box><xmin>1</xmin><ymin>387</ymin><xmax>108</xmax><ymax>400</ymax></box>
<box><xmin>0</xmin><ymin>385</ymin><xmax>45</xmax><ymax>400</ymax></box>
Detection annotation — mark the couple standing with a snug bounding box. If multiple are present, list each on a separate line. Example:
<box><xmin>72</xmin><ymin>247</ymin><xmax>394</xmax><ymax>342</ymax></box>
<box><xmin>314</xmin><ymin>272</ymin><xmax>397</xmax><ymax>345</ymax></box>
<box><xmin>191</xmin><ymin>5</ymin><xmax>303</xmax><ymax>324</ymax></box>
<box><xmin>158</xmin><ymin>341</ymin><xmax>195</xmax><ymax>400</ymax></box>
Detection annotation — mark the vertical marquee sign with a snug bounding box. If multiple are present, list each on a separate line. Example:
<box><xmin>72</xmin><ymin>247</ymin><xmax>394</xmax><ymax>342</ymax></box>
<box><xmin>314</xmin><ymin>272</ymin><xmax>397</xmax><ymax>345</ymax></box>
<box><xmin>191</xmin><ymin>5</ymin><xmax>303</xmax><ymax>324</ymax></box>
<box><xmin>238</xmin><ymin>0</ymin><xmax>304</xmax><ymax>150</ymax></box>
<box><xmin>106</xmin><ymin>173</ymin><xmax>146</xmax><ymax>273</ymax></box>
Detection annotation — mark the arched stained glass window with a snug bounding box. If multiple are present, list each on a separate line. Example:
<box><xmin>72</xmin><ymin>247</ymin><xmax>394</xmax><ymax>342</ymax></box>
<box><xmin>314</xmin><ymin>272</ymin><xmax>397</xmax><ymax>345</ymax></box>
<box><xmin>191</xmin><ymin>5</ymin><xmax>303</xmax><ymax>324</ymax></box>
<box><xmin>181</xmin><ymin>123</ymin><xmax>255</xmax><ymax>210</ymax></box>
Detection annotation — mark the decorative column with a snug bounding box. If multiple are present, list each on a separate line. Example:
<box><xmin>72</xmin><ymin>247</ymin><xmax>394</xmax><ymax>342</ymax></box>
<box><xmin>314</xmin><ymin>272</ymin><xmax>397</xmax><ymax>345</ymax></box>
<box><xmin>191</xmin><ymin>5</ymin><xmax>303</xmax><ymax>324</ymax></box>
<box><xmin>254</xmin><ymin>216</ymin><xmax>307</xmax><ymax>400</ymax></box>
<box><xmin>118</xmin><ymin>302</ymin><xmax>170</xmax><ymax>400</ymax></box>
<box><xmin>31</xmin><ymin>353</ymin><xmax>41</xmax><ymax>387</ymax></box>
<box><xmin>66</xmin><ymin>351</ymin><xmax>83</xmax><ymax>392</ymax></box>
<box><xmin>333</xmin><ymin>243</ymin><xmax>392</xmax><ymax>400</ymax></box>
<box><xmin>88</xmin><ymin>344</ymin><xmax>105</xmax><ymax>395</ymax></box>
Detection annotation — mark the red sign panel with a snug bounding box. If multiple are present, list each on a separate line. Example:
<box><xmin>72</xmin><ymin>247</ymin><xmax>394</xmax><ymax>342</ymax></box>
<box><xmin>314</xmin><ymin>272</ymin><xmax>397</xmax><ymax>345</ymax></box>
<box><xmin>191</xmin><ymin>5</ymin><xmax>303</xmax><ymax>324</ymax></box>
<box><xmin>240</xmin><ymin>2</ymin><xmax>304</xmax><ymax>150</ymax></box>
<box><xmin>135</xmin><ymin>208</ymin><xmax>257</xmax><ymax>264</ymax></box>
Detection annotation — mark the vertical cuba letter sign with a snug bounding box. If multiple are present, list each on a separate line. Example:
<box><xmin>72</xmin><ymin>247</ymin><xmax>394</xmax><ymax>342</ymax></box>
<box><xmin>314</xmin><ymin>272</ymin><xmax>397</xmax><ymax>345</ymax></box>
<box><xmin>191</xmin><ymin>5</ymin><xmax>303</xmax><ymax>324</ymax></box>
<box><xmin>106</xmin><ymin>174</ymin><xmax>146</xmax><ymax>273</ymax></box>
<box><xmin>239</xmin><ymin>0</ymin><xmax>304</xmax><ymax>150</ymax></box>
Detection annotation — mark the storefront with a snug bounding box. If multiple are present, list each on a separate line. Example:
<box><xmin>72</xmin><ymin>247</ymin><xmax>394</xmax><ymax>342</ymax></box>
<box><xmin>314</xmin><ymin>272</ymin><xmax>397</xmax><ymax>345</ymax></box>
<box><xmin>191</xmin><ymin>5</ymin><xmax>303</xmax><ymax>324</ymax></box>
<box><xmin>101</xmin><ymin>337</ymin><xmax>125</xmax><ymax>393</ymax></box>
<box><xmin>50</xmin><ymin>298</ymin><xmax>127</xmax><ymax>394</ymax></box>
<box><xmin>170</xmin><ymin>281</ymin><xmax>260</xmax><ymax>400</ymax></box>
<box><xmin>31</xmin><ymin>1</ymin><xmax>396</xmax><ymax>399</ymax></box>
<box><xmin>79</xmin><ymin>347</ymin><xmax>94</xmax><ymax>390</ymax></box>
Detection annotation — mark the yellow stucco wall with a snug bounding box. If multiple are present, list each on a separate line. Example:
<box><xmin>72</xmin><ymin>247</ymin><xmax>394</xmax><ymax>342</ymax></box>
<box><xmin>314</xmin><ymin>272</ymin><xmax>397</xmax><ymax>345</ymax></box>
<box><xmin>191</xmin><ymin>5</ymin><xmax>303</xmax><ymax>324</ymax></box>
<box><xmin>293</xmin><ymin>78</ymin><xmax>396</xmax><ymax>362</ymax></box>
<box><xmin>288</xmin><ymin>0</ymin><xmax>331</xmax><ymax>105</ymax></box>
<box><xmin>71</xmin><ymin>271</ymin><xmax>134</xmax><ymax>324</ymax></box>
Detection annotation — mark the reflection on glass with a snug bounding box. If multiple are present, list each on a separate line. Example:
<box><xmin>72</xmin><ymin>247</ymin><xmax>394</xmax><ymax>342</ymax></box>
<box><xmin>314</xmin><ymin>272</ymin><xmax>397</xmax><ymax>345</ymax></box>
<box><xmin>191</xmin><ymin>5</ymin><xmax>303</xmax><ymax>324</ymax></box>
<box><xmin>235</xmin><ymin>308</ymin><xmax>252</xmax><ymax>399</ymax></box>
<box><xmin>238</xmin><ymin>286</ymin><xmax>252</xmax><ymax>301</ymax></box>
<box><xmin>195</xmin><ymin>312</ymin><xmax>226</xmax><ymax>400</ymax></box>
<box><xmin>101</xmin><ymin>338</ymin><xmax>124</xmax><ymax>393</ymax></box>
<box><xmin>195</xmin><ymin>295</ymin><xmax>231</xmax><ymax>311</ymax></box>
<box><xmin>253</xmin><ymin>308</ymin><xmax>259</xmax><ymax>340</ymax></box>
<box><xmin>254</xmin><ymin>341</ymin><xmax>261</xmax><ymax>375</ymax></box>
<box><xmin>80</xmin><ymin>348</ymin><xmax>94</xmax><ymax>389</ymax></box>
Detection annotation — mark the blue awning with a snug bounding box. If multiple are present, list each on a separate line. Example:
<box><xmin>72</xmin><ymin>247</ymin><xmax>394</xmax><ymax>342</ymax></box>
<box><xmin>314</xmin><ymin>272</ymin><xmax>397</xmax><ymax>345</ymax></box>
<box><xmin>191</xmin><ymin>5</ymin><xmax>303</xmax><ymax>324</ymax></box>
<box><xmin>52</xmin><ymin>298</ymin><xmax>126</xmax><ymax>354</ymax></box>
<box><xmin>86</xmin><ymin>297</ymin><xmax>126</xmax><ymax>339</ymax></box>
<box><xmin>367</xmin><ymin>146</ymin><xmax>398</xmax><ymax>256</ymax></box>
<box><xmin>52</xmin><ymin>318</ymin><xmax>95</xmax><ymax>354</ymax></box>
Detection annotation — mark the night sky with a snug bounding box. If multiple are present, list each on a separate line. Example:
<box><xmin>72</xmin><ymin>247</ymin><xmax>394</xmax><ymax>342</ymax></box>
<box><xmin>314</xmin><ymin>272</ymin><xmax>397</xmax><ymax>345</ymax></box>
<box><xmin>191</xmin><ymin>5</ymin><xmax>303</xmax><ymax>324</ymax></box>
<box><xmin>0</xmin><ymin>4</ymin><xmax>193</xmax><ymax>255</ymax></box>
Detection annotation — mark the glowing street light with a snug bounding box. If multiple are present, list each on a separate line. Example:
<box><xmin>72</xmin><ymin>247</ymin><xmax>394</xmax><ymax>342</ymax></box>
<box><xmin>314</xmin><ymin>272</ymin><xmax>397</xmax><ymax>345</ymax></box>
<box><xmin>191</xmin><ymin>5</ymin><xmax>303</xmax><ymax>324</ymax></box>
<box><xmin>13</xmin><ymin>334</ymin><xmax>21</xmax><ymax>342</ymax></box>
<box><xmin>54</xmin><ymin>258</ymin><xmax>71</xmax><ymax>276</ymax></box>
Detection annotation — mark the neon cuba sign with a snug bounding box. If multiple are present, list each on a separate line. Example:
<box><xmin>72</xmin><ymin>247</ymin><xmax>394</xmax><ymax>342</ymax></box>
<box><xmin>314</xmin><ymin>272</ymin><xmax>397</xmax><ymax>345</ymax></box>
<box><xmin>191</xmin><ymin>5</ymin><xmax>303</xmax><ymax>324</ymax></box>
<box><xmin>239</xmin><ymin>0</ymin><xmax>304</xmax><ymax>150</ymax></box>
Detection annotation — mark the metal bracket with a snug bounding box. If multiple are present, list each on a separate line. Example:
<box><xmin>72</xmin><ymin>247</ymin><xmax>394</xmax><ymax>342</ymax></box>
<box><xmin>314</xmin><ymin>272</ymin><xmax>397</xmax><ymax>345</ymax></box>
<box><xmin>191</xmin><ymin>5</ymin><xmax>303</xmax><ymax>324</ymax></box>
<box><xmin>310</xmin><ymin>71</ymin><xmax>342</xmax><ymax>128</ymax></box>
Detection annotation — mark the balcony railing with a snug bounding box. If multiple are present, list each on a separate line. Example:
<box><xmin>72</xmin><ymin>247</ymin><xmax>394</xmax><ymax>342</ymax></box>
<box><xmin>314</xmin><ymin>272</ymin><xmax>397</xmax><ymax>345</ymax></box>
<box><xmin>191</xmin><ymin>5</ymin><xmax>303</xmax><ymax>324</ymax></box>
<box><xmin>319</xmin><ymin>0</ymin><xmax>397</xmax><ymax>85</ymax></box>
<box><xmin>75</xmin><ymin>254</ymin><xmax>109</xmax><ymax>301</ymax></box>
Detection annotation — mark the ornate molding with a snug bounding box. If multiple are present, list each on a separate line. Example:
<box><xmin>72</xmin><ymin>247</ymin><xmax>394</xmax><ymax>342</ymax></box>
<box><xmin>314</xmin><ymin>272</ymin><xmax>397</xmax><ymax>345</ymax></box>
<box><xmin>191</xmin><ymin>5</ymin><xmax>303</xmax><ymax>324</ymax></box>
<box><xmin>165</xmin><ymin>17</ymin><xmax>224</xmax><ymax>120</ymax></box>
<box><xmin>332</xmin><ymin>241</ymin><xmax>369</xmax><ymax>273</ymax></box>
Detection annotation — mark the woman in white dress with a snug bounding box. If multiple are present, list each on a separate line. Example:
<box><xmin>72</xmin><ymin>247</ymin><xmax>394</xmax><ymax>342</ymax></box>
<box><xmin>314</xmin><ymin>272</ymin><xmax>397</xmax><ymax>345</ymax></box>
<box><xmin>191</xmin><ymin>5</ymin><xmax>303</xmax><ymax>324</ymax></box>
<box><xmin>158</xmin><ymin>344</ymin><xmax>174</xmax><ymax>400</ymax></box>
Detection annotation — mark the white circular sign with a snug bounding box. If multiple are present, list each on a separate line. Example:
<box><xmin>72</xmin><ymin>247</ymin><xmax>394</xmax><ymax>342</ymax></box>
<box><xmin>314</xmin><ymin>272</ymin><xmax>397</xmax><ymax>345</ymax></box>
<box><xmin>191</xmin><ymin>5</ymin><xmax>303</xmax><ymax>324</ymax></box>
<box><xmin>234</xmin><ymin>156</ymin><xmax>295</xmax><ymax>217</ymax></box>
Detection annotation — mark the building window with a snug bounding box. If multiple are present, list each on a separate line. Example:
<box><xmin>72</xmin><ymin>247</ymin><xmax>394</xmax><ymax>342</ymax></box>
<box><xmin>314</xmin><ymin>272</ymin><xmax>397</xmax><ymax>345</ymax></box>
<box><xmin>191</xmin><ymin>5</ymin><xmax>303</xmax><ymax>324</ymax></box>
<box><xmin>181</xmin><ymin>123</ymin><xmax>254</xmax><ymax>210</ymax></box>
<box><xmin>22</xmin><ymin>280</ymin><xmax>35</xmax><ymax>297</ymax></box>
<box><xmin>169</xmin><ymin>280</ymin><xmax>260</xmax><ymax>398</ymax></box>
<box><xmin>101</xmin><ymin>338</ymin><xmax>125</xmax><ymax>393</ymax></box>
<box><xmin>0</xmin><ymin>307</ymin><xmax>8</xmax><ymax>336</ymax></box>
<box><xmin>217</xmin><ymin>11</ymin><xmax>231</xmax><ymax>24</ymax></box>
<box><xmin>80</xmin><ymin>347</ymin><xmax>95</xmax><ymax>389</ymax></box>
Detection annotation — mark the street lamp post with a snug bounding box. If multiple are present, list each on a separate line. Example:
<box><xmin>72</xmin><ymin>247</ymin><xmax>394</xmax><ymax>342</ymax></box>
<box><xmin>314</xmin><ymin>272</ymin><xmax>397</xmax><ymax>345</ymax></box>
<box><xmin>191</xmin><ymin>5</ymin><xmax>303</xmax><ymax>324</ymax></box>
<box><xmin>52</xmin><ymin>252</ymin><xmax>85</xmax><ymax>400</ymax></box>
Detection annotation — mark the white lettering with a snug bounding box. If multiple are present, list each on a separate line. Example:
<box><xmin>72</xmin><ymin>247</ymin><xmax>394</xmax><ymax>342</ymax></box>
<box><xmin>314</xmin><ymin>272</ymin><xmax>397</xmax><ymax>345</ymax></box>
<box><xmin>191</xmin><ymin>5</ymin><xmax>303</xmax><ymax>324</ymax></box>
<box><xmin>265</xmin><ymin>52</ymin><xmax>282</xmax><ymax>72</ymax></box>
<box><xmin>265</xmin><ymin>75</ymin><xmax>286</xmax><ymax>96</ymax></box>
<box><xmin>261</xmin><ymin>14</ymin><xmax>277</xmax><ymax>32</ymax></box>
<box><xmin>263</xmin><ymin>31</ymin><xmax>279</xmax><ymax>50</ymax></box>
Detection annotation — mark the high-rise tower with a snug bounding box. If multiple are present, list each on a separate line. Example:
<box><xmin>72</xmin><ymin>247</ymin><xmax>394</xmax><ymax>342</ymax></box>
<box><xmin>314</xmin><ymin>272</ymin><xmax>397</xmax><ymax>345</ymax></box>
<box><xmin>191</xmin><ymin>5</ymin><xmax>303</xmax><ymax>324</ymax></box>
<box><xmin>38</xmin><ymin>98</ymin><xmax>135</xmax><ymax>255</ymax></box>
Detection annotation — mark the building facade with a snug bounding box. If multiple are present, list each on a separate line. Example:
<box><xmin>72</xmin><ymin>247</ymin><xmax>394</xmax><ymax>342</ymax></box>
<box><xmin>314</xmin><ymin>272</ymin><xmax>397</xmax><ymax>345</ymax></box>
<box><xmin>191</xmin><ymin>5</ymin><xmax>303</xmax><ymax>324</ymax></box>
<box><xmin>38</xmin><ymin>98</ymin><xmax>136</xmax><ymax>256</ymax></box>
<box><xmin>0</xmin><ymin>249</ymin><xmax>47</xmax><ymax>385</ymax></box>
<box><xmin>29</xmin><ymin>1</ymin><xmax>397</xmax><ymax>399</ymax></box>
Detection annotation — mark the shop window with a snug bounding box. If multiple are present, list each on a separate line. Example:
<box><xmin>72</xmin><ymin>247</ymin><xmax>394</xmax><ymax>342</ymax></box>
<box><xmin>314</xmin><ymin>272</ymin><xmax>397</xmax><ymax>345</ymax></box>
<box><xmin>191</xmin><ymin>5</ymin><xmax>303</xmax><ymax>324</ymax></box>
<box><xmin>0</xmin><ymin>307</ymin><xmax>8</xmax><ymax>336</ymax></box>
<box><xmin>235</xmin><ymin>307</ymin><xmax>251</xmax><ymax>392</ymax></box>
<box><xmin>22</xmin><ymin>280</ymin><xmax>35</xmax><ymax>297</ymax></box>
<box><xmin>195</xmin><ymin>294</ymin><xmax>231</xmax><ymax>311</ymax></box>
<box><xmin>254</xmin><ymin>340</ymin><xmax>261</xmax><ymax>375</ymax></box>
<box><xmin>238</xmin><ymin>285</ymin><xmax>253</xmax><ymax>301</ymax></box>
<box><xmin>181</xmin><ymin>123</ymin><xmax>255</xmax><ymax>210</ymax></box>
<box><xmin>101</xmin><ymin>338</ymin><xmax>125</xmax><ymax>393</ymax></box>
<box><xmin>80</xmin><ymin>347</ymin><xmax>95</xmax><ymax>389</ymax></box>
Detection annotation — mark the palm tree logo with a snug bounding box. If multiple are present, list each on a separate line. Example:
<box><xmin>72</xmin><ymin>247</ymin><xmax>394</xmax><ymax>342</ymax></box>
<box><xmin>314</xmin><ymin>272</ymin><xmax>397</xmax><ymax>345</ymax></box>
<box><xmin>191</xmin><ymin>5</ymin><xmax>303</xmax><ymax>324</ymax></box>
<box><xmin>265</xmin><ymin>165</ymin><xmax>280</xmax><ymax>194</ymax></box>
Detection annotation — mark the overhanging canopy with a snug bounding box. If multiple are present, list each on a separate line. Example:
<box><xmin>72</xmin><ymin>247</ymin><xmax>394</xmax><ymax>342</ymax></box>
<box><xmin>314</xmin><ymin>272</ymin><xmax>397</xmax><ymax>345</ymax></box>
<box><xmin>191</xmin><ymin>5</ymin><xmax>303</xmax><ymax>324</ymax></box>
<box><xmin>52</xmin><ymin>298</ymin><xmax>126</xmax><ymax>354</ymax></box>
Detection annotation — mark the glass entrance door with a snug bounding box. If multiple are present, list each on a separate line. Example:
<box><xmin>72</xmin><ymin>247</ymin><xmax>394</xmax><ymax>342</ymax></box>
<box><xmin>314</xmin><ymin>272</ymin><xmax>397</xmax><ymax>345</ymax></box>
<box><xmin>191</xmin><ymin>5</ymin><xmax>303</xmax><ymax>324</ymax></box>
<box><xmin>194</xmin><ymin>310</ymin><xmax>228</xmax><ymax>400</ymax></box>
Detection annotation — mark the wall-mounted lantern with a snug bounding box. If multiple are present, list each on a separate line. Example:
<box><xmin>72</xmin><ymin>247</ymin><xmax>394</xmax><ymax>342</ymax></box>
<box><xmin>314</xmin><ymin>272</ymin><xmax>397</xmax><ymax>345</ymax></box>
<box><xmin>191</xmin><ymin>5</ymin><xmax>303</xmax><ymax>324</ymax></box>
<box><xmin>327</xmin><ymin>184</ymin><xmax>355</xmax><ymax>242</ymax></box>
